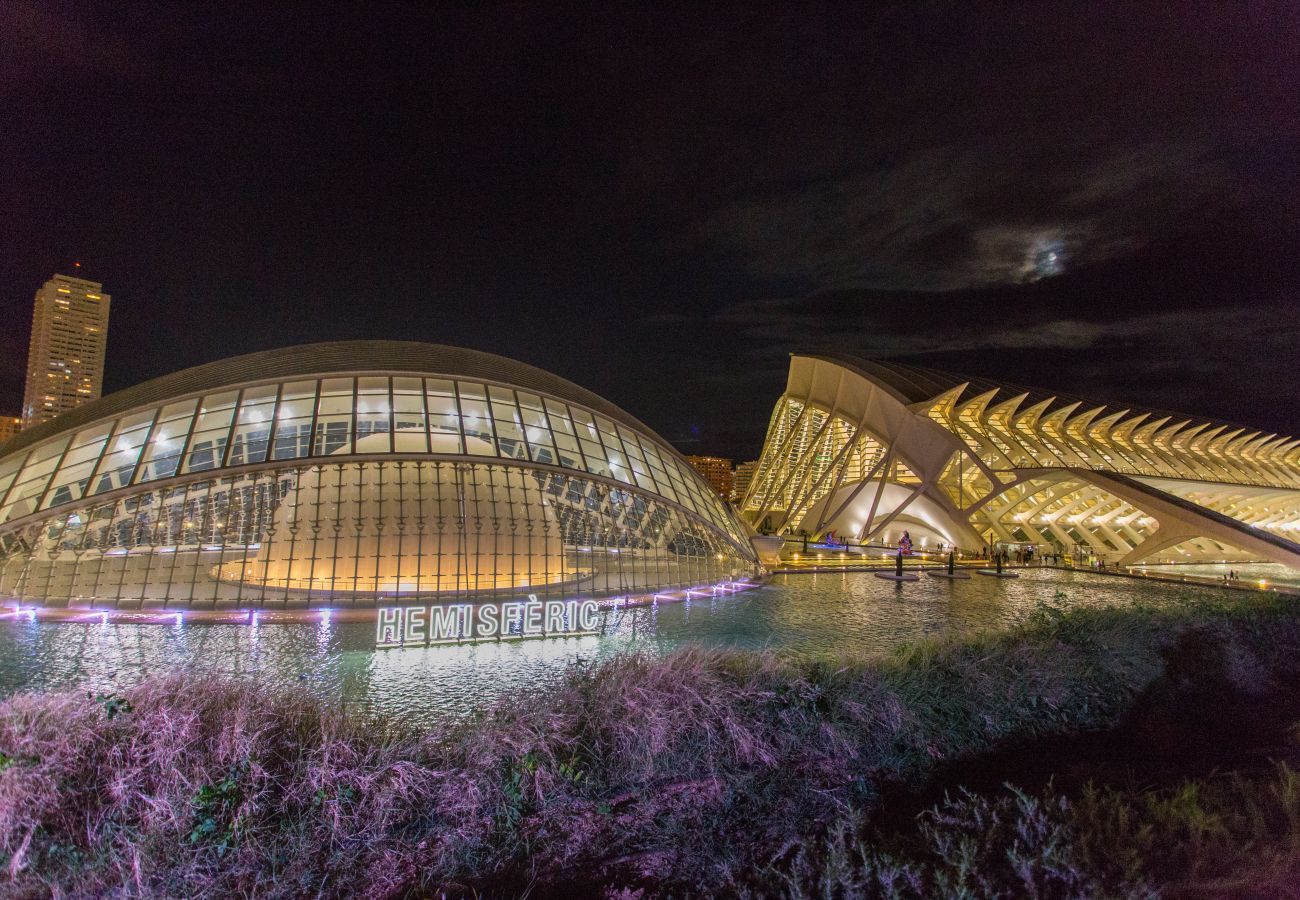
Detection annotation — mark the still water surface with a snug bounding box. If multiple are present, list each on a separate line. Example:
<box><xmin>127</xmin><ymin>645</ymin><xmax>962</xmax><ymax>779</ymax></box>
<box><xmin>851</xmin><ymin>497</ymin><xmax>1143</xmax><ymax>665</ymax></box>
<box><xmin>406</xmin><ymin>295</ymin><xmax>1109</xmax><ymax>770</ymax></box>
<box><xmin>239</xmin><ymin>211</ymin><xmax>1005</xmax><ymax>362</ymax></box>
<box><xmin>0</xmin><ymin>570</ymin><xmax>1245</xmax><ymax>727</ymax></box>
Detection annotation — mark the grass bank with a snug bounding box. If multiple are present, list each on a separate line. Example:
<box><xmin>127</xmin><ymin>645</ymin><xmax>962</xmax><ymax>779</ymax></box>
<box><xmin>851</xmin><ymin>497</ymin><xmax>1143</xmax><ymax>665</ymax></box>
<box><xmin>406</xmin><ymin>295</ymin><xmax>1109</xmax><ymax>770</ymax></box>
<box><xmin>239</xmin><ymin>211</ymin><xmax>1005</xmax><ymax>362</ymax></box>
<box><xmin>741</xmin><ymin>761</ymin><xmax>1300</xmax><ymax>898</ymax></box>
<box><xmin>3</xmin><ymin>591</ymin><xmax>1300</xmax><ymax>897</ymax></box>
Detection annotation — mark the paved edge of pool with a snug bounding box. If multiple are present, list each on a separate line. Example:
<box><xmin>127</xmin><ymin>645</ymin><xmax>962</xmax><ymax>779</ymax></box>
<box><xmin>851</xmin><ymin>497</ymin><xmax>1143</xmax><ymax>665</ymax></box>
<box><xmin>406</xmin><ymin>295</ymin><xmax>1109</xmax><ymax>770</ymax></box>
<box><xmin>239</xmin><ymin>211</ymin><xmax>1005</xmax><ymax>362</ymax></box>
<box><xmin>771</xmin><ymin>563</ymin><xmax>1300</xmax><ymax>598</ymax></box>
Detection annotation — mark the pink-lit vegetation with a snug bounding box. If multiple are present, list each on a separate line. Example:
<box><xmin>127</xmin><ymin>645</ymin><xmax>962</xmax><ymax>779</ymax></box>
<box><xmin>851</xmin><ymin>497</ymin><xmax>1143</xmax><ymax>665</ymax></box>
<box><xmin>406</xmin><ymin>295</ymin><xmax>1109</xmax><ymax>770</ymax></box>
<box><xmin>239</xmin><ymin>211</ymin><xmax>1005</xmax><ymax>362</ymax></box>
<box><xmin>3</xmin><ymin>595</ymin><xmax>1300</xmax><ymax>896</ymax></box>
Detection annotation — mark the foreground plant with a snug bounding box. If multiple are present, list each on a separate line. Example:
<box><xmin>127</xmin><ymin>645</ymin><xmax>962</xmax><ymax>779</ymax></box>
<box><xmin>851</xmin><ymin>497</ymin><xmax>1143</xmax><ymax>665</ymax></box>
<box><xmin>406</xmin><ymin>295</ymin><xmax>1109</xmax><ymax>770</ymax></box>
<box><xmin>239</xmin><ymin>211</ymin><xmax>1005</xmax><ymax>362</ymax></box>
<box><xmin>745</xmin><ymin>762</ymin><xmax>1300</xmax><ymax>900</ymax></box>
<box><xmin>744</xmin><ymin>786</ymin><xmax>1130</xmax><ymax>899</ymax></box>
<box><xmin>0</xmin><ymin>592</ymin><xmax>1297</xmax><ymax>896</ymax></box>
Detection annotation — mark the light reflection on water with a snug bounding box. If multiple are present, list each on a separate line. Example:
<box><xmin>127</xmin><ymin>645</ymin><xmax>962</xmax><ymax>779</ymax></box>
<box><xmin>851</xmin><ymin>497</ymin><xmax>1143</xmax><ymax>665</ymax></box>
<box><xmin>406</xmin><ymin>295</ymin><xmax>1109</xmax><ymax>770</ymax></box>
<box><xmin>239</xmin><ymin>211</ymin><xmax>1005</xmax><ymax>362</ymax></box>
<box><xmin>1133</xmin><ymin>562</ymin><xmax>1300</xmax><ymax>589</ymax></box>
<box><xmin>0</xmin><ymin>570</ymin><xmax>1237</xmax><ymax>728</ymax></box>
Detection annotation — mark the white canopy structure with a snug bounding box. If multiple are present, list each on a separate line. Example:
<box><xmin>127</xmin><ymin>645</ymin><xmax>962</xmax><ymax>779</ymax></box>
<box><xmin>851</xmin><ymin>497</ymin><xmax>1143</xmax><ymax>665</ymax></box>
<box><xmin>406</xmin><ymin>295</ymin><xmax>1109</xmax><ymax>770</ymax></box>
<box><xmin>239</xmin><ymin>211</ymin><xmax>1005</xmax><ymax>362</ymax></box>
<box><xmin>742</xmin><ymin>354</ymin><xmax>1300</xmax><ymax>568</ymax></box>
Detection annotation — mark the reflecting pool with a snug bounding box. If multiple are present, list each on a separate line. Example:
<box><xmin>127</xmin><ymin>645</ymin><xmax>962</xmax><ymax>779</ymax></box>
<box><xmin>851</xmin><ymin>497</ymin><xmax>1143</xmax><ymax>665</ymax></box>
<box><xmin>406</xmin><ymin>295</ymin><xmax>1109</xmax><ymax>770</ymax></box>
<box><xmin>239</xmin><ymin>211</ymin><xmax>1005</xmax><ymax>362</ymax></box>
<box><xmin>0</xmin><ymin>570</ymin><xmax>1244</xmax><ymax>728</ymax></box>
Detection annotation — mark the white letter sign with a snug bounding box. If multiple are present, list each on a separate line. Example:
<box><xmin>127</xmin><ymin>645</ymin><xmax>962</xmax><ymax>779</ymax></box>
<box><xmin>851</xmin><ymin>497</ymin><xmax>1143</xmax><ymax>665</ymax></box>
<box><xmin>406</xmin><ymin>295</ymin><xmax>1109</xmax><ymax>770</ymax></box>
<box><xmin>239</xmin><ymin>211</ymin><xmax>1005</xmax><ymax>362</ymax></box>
<box><xmin>376</xmin><ymin>597</ymin><xmax>603</xmax><ymax>648</ymax></box>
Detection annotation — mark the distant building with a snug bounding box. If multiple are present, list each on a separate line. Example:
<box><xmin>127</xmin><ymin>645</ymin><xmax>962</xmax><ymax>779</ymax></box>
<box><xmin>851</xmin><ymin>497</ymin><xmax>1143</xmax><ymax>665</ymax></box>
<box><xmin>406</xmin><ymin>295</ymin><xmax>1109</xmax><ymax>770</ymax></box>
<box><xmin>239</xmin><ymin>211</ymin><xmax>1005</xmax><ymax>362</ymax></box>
<box><xmin>22</xmin><ymin>272</ymin><xmax>111</xmax><ymax>429</ymax></box>
<box><xmin>733</xmin><ymin>459</ymin><xmax>760</xmax><ymax>503</ymax></box>
<box><xmin>686</xmin><ymin>455</ymin><xmax>734</xmax><ymax>499</ymax></box>
<box><xmin>0</xmin><ymin>415</ymin><xmax>20</xmax><ymax>446</ymax></box>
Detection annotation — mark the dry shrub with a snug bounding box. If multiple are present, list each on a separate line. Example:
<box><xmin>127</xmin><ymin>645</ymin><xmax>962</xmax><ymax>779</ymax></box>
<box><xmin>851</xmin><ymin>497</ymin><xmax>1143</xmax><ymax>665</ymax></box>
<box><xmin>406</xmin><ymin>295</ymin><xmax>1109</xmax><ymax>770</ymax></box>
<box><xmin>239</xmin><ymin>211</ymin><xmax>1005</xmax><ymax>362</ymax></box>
<box><xmin>1</xmin><ymin>593</ymin><xmax>1298</xmax><ymax>896</ymax></box>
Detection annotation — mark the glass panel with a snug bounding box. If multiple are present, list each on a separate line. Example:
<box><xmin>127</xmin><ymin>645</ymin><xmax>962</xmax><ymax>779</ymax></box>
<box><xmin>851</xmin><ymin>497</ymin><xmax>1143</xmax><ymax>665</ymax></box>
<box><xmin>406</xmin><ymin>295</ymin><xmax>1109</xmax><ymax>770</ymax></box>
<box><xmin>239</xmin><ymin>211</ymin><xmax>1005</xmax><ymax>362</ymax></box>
<box><xmin>516</xmin><ymin>391</ymin><xmax>545</xmax><ymax>411</ymax></box>
<box><xmin>41</xmin><ymin>421</ymin><xmax>113</xmax><ymax>509</ymax></box>
<box><xmin>89</xmin><ymin>410</ymin><xmax>155</xmax><ymax>496</ymax></box>
<box><xmin>640</xmin><ymin>442</ymin><xmax>680</xmax><ymax>503</ymax></box>
<box><xmin>489</xmin><ymin>387</ymin><xmax>526</xmax><ymax>459</ymax></box>
<box><xmin>631</xmin><ymin>463</ymin><xmax>658</xmax><ymax>493</ymax></box>
<box><xmin>3</xmin><ymin>436</ymin><xmax>71</xmax><ymax>521</ymax></box>
<box><xmin>594</xmin><ymin>415</ymin><xmax>622</xmax><ymax>443</ymax></box>
<box><xmin>595</xmin><ymin>418</ymin><xmax>633</xmax><ymax>485</ymax></box>
<box><xmin>603</xmin><ymin>455</ymin><xmax>636</xmax><ymax>488</ymax></box>
<box><xmin>517</xmin><ymin>394</ymin><xmax>557</xmax><ymax>465</ymax></box>
<box><xmin>618</xmin><ymin>427</ymin><xmax>658</xmax><ymax>492</ymax></box>
<box><xmin>0</xmin><ymin>452</ymin><xmax>27</xmax><ymax>511</ymax></box>
<box><xmin>392</xmin><ymin>376</ymin><xmax>423</xmax><ymax>396</ymax></box>
<box><xmin>393</xmin><ymin>378</ymin><xmax>428</xmax><ymax>453</ymax></box>
<box><xmin>683</xmin><ymin>475</ymin><xmax>711</xmax><ymax>518</ymax></box>
<box><xmin>183</xmin><ymin>391</ymin><xmax>238</xmax><ymax>474</ymax></box>
<box><xmin>579</xmin><ymin>447</ymin><xmax>608</xmax><ymax>481</ymax></box>
<box><xmin>578</xmin><ymin>434</ymin><xmax>610</xmax><ymax>479</ymax></box>
<box><xmin>354</xmin><ymin>376</ymin><xmax>391</xmax><ymax>451</ymax></box>
<box><xmin>544</xmin><ymin>399</ymin><xmax>584</xmax><ymax>470</ymax></box>
<box><xmin>228</xmin><ymin>385</ymin><xmax>277</xmax><ymax>466</ymax></box>
<box><xmin>272</xmin><ymin>381</ymin><xmax>316</xmax><ymax>460</ymax></box>
<box><xmin>137</xmin><ymin>399</ymin><xmax>199</xmax><ymax>483</ymax></box>
<box><xmin>425</xmin><ymin>386</ymin><xmax>463</xmax><ymax>454</ymax></box>
<box><xmin>571</xmin><ymin>407</ymin><xmax>598</xmax><ymax>438</ymax></box>
<box><xmin>487</xmin><ymin>385</ymin><xmax>515</xmax><ymax>404</ymax></box>
<box><xmin>457</xmin><ymin>385</ymin><xmax>495</xmax><ymax>455</ymax></box>
<box><xmin>457</xmin><ymin>381</ymin><xmax>486</xmax><ymax>401</ymax></box>
<box><xmin>666</xmin><ymin>459</ymin><xmax>695</xmax><ymax>511</ymax></box>
<box><xmin>569</xmin><ymin>408</ymin><xmax>612</xmax><ymax>477</ymax></box>
<box><xmin>155</xmin><ymin>398</ymin><xmax>197</xmax><ymax>426</ymax></box>
<box><xmin>313</xmin><ymin>378</ymin><xmax>354</xmax><ymax>457</ymax></box>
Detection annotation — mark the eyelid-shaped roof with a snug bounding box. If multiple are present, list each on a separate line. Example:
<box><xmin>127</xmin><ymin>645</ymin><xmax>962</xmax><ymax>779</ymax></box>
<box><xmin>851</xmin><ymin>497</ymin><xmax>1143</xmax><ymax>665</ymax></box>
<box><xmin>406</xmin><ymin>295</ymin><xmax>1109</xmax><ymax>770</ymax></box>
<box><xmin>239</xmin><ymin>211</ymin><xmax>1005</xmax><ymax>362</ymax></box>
<box><xmin>3</xmin><ymin>341</ymin><xmax>662</xmax><ymax>459</ymax></box>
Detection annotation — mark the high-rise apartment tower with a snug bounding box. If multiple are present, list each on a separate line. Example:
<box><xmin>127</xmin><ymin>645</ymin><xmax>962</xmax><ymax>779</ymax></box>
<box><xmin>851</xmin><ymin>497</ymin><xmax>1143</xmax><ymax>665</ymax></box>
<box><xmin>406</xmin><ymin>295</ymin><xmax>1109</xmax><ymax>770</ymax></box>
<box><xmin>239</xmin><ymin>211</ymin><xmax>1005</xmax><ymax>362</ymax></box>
<box><xmin>22</xmin><ymin>273</ymin><xmax>111</xmax><ymax>428</ymax></box>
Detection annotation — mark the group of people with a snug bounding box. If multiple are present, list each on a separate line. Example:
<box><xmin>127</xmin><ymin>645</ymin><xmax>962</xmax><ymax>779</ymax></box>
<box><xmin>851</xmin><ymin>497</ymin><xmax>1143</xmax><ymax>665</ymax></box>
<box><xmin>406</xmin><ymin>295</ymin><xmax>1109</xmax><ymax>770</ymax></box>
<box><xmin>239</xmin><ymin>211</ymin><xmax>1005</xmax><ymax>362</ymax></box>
<box><xmin>794</xmin><ymin>528</ymin><xmax>922</xmax><ymax>556</ymax></box>
<box><xmin>989</xmin><ymin>544</ymin><xmax>1036</xmax><ymax>565</ymax></box>
<box><xmin>787</xmin><ymin>530</ymin><xmax>1091</xmax><ymax>570</ymax></box>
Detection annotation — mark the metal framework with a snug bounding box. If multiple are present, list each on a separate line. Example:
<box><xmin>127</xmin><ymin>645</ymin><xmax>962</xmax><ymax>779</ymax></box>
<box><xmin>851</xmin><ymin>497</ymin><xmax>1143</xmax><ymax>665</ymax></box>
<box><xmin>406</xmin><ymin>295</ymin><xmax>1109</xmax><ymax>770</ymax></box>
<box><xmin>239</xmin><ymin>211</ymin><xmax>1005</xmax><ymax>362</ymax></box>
<box><xmin>741</xmin><ymin>354</ymin><xmax>1300</xmax><ymax>567</ymax></box>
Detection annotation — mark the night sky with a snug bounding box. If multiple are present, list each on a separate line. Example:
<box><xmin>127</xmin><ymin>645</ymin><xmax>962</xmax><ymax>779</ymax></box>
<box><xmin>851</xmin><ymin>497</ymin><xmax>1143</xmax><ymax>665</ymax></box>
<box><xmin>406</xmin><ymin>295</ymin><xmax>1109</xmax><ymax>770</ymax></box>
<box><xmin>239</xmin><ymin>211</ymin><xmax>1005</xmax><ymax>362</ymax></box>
<box><xmin>3</xmin><ymin>3</ymin><xmax>1297</xmax><ymax>460</ymax></box>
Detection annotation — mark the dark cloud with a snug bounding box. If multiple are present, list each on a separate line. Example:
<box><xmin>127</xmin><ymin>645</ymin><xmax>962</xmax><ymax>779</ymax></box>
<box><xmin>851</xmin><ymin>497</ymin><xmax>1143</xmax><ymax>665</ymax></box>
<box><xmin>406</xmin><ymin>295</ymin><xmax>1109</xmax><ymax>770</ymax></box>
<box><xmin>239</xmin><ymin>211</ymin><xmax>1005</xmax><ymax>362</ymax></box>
<box><xmin>696</xmin><ymin>142</ymin><xmax>1233</xmax><ymax>292</ymax></box>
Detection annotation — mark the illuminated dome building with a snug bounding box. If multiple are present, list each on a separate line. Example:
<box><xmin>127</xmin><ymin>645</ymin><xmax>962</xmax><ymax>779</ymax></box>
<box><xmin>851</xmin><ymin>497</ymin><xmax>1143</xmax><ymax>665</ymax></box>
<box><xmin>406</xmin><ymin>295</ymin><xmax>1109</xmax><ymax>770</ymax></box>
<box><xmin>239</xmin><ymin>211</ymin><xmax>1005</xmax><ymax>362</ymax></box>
<box><xmin>0</xmin><ymin>342</ymin><xmax>760</xmax><ymax>608</ymax></box>
<box><xmin>742</xmin><ymin>354</ymin><xmax>1300</xmax><ymax>568</ymax></box>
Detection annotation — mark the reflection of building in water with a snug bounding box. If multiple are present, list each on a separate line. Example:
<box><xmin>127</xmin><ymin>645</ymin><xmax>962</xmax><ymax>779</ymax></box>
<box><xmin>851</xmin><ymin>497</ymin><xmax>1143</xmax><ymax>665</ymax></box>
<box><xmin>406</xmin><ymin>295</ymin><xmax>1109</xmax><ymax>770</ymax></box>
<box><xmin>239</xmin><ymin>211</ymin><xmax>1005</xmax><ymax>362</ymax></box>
<box><xmin>743</xmin><ymin>354</ymin><xmax>1300</xmax><ymax>568</ymax></box>
<box><xmin>0</xmin><ymin>342</ymin><xmax>759</xmax><ymax>608</ymax></box>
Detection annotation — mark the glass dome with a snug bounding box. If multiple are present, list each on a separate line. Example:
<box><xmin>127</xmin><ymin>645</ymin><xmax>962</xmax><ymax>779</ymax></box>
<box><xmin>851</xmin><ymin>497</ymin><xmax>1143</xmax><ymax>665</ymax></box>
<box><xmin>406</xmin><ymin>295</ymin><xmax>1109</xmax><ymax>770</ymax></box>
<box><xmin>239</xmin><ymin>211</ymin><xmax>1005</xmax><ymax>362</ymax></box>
<box><xmin>0</xmin><ymin>342</ymin><xmax>759</xmax><ymax>608</ymax></box>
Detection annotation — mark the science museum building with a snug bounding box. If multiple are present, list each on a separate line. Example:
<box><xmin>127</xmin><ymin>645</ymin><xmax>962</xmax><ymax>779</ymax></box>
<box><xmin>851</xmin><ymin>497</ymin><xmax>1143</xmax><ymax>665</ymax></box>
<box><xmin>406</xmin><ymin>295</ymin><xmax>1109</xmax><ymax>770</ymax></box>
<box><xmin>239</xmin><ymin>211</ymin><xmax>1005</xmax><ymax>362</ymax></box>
<box><xmin>742</xmin><ymin>353</ymin><xmax>1300</xmax><ymax>569</ymax></box>
<box><xmin>0</xmin><ymin>342</ymin><xmax>761</xmax><ymax>608</ymax></box>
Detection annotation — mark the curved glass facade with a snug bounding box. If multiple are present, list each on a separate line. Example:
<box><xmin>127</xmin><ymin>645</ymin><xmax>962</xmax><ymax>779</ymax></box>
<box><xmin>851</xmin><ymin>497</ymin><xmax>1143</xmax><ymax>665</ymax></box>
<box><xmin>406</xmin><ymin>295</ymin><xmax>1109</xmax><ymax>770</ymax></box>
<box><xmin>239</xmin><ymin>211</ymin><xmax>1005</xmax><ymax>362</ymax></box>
<box><xmin>0</xmin><ymin>368</ymin><xmax>759</xmax><ymax>608</ymax></box>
